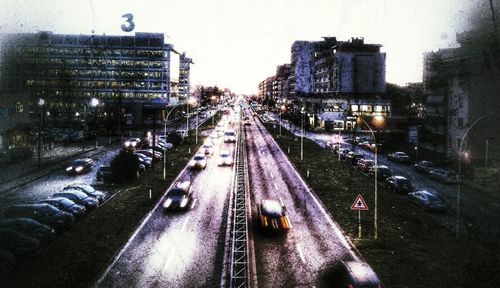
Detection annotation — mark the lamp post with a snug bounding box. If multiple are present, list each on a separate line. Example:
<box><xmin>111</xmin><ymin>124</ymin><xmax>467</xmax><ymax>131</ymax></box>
<box><xmin>300</xmin><ymin>106</ymin><xmax>305</xmax><ymax>160</ymax></box>
<box><xmin>211</xmin><ymin>95</ymin><xmax>217</xmax><ymax>127</ymax></box>
<box><xmin>187</xmin><ymin>97</ymin><xmax>197</xmax><ymax>144</ymax></box>
<box><xmin>90</xmin><ymin>98</ymin><xmax>99</xmax><ymax>148</ymax></box>
<box><xmin>37</xmin><ymin>98</ymin><xmax>45</xmax><ymax>169</ymax></box>
<box><xmin>163</xmin><ymin>105</ymin><xmax>178</xmax><ymax>180</ymax></box>
<box><xmin>279</xmin><ymin>104</ymin><xmax>285</xmax><ymax>136</ymax></box>
<box><xmin>456</xmin><ymin>112</ymin><xmax>493</xmax><ymax>238</ymax></box>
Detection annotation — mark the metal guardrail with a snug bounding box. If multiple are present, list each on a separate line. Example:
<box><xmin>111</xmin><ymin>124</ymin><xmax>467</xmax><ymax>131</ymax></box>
<box><xmin>229</xmin><ymin>118</ymin><xmax>250</xmax><ymax>288</ymax></box>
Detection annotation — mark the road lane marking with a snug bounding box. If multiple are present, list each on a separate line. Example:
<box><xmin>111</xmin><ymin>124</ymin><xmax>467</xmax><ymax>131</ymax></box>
<box><xmin>270</xmin><ymin>172</ymin><xmax>274</xmax><ymax>179</ymax></box>
<box><xmin>296</xmin><ymin>244</ymin><xmax>306</xmax><ymax>264</ymax></box>
<box><xmin>181</xmin><ymin>215</ymin><xmax>191</xmax><ymax>233</ymax></box>
<box><xmin>274</xmin><ymin>183</ymin><xmax>278</xmax><ymax>190</ymax></box>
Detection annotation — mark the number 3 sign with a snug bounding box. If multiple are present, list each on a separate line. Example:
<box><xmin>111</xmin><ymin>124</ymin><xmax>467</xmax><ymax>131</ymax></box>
<box><xmin>121</xmin><ymin>13</ymin><xmax>135</xmax><ymax>32</ymax></box>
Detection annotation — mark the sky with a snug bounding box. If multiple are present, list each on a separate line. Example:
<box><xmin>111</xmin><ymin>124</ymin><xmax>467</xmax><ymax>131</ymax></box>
<box><xmin>0</xmin><ymin>0</ymin><xmax>481</xmax><ymax>94</ymax></box>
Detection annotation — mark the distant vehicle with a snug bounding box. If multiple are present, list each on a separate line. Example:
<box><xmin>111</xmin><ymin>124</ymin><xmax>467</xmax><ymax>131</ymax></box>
<box><xmin>387</xmin><ymin>152</ymin><xmax>411</xmax><ymax>163</ymax></box>
<box><xmin>0</xmin><ymin>218</ymin><xmax>55</xmax><ymax>245</ymax></box>
<box><xmin>368</xmin><ymin>165</ymin><xmax>392</xmax><ymax>180</ymax></box>
<box><xmin>223</xmin><ymin>129</ymin><xmax>237</xmax><ymax>143</ymax></box>
<box><xmin>209</xmin><ymin>132</ymin><xmax>219</xmax><ymax>141</ymax></box>
<box><xmin>327</xmin><ymin>260</ymin><xmax>383</xmax><ymax>288</ymax></box>
<box><xmin>217</xmin><ymin>150</ymin><xmax>233</xmax><ymax>166</ymax></box>
<box><xmin>189</xmin><ymin>153</ymin><xmax>207</xmax><ymax>170</ymax></box>
<box><xmin>63</xmin><ymin>184</ymin><xmax>105</xmax><ymax>203</ymax></box>
<box><xmin>385</xmin><ymin>176</ymin><xmax>413</xmax><ymax>194</ymax></box>
<box><xmin>429</xmin><ymin>169</ymin><xmax>459</xmax><ymax>184</ymax></box>
<box><xmin>96</xmin><ymin>165</ymin><xmax>113</xmax><ymax>182</ymax></box>
<box><xmin>134</xmin><ymin>152</ymin><xmax>153</xmax><ymax>163</ymax></box>
<box><xmin>124</xmin><ymin>138</ymin><xmax>141</xmax><ymax>149</ymax></box>
<box><xmin>200</xmin><ymin>143</ymin><xmax>214</xmax><ymax>156</ymax></box>
<box><xmin>4</xmin><ymin>204</ymin><xmax>74</xmax><ymax>231</ymax></box>
<box><xmin>346</xmin><ymin>151</ymin><xmax>365</xmax><ymax>165</ymax></box>
<box><xmin>134</xmin><ymin>149</ymin><xmax>161</xmax><ymax>161</ymax></box>
<box><xmin>0</xmin><ymin>229</ymin><xmax>41</xmax><ymax>258</ymax></box>
<box><xmin>135</xmin><ymin>154</ymin><xmax>152</xmax><ymax>168</ymax></box>
<box><xmin>338</xmin><ymin>148</ymin><xmax>351</xmax><ymax>159</ymax></box>
<box><xmin>66</xmin><ymin>158</ymin><xmax>93</xmax><ymax>175</ymax></box>
<box><xmin>356</xmin><ymin>159</ymin><xmax>375</xmax><ymax>172</ymax></box>
<box><xmin>70</xmin><ymin>131</ymin><xmax>85</xmax><ymax>142</ymax></box>
<box><xmin>40</xmin><ymin>198</ymin><xmax>86</xmax><ymax>220</ymax></box>
<box><xmin>175</xmin><ymin>129</ymin><xmax>188</xmax><ymax>139</ymax></box>
<box><xmin>257</xmin><ymin>199</ymin><xmax>292</xmax><ymax>233</ymax></box>
<box><xmin>408</xmin><ymin>190</ymin><xmax>448</xmax><ymax>212</ymax></box>
<box><xmin>162</xmin><ymin>182</ymin><xmax>195</xmax><ymax>211</ymax></box>
<box><xmin>414</xmin><ymin>161</ymin><xmax>436</xmax><ymax>175</ymax></box>
<box><xmin>215</xmin><ymin>124</ymin><xmax>225</xmax><ymax>136</ymax></box>
<box><xmin>54</xmin><ymin>133</ymin><xmax>70</xmax><ymax>142</ymax></box>
<box><xmin>53</xmin><ymin>190</ymin><xmax>99</xmax><ymax>211</ymax></box>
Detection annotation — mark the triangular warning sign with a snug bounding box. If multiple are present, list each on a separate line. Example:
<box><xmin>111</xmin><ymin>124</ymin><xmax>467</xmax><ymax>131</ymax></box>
<box><xmin>351</xmin><ymin>194</ymin><xmax>369</xmax><ymax>210</ymax></box>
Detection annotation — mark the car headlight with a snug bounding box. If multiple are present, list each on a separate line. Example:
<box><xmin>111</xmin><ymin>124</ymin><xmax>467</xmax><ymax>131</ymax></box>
<box><xmin>66</xmin><ymin>166</ymin><xmax>73</xmax><ymax>171</ymax></box>
<box><xmin>124</xmin><ymin>141</ymin><xmax>131</xmax><ymax>147</ymax></box>
<box><xmin>163</xmin><ymin>198</ymin><xmax>172</xmax><ymax>208</ymax></box>
<box><xmin>180</xmin><ymin>198</ymin><xmax>188</xmax><ymax>208</ymax></box>
<box><xmin>75</xmin><ymin>166</ymin><xmax>84</xmax><ymax>172</ymax></box>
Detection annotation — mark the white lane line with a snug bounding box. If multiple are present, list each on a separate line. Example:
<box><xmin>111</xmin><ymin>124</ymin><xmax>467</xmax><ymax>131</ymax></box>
<box><xmin>274</xmin><ymin>183</ymin><xmax>278</xmax><ymax>190</ymax></box>
<box><xmin>296</xmin><ymin>244</ymin><xmax>306</xmax><ymax>264</ymax></box>
<box><xmin>181</xmin><ymin>215</ymin><xmax>191</xmax><ymax>233</ymax></box>
<box><xmin>270</xmin><ymin>172</ymin><xmax>274</xmax><ymax>179</ymax></box>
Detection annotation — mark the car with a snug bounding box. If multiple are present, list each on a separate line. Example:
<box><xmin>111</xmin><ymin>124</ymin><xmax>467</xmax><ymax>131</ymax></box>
<box><xmin>54</xmin><ymin>132</ymin><xmax>70</xmax><ymax>142</ymax></box>
<box><xmin>326</xmin><ymin>260</ymin><xmax>383</xmax><ymax>288</ymax></box>
<box><xmin>200</xmin><ymin>143</ymin><xmax>214</xmax><ymax>156</ymax></box>
<box><xmin>135</xmin><ymin>149</ymin><xmax>163</xmax><ymax>161</ymax></box>
<box><xmin>134</xmin><ymin>152</ymin><xmax>153</xmax><ymax>163</ymax></box>
<box><xmin>217</xmin><ymin>150</ymin><xmax>233</xmax><ymax>166</ymax></box>
<box><xmin>4</xmin><ymin>204</ymin><xmax>74</xmax><ymax>231</ymax></box>
<box><xmin>66</xmin><ymin>158</ymin><xmax>93</xmax><ymax>175</ymax></box>
<box><xmin>215</xmin><ymin>123</ymin><xmax>225</xmax><ymax>136</ymax></box>
<box><xmin>345</xmin><ymin>151</ymin><xmax>365</xmax><ymax>165</ymax></box>
<box><xmin>387</xmin><ymin>151</ymin><xmax>411</xmax><ymax>163</ymax></box>
<box><xmin>429</xmin><ymin>169</ymin><xmax>459</xmax><ymax>184</ymax></box>
<box><xmin>123</xmin><ymin>138</ymin><xmax>141</xmax><ymax>149</ymax></box>
<box><xmin>135</xmin><ymin>154</ymin><xmax>152</xmax><ymax>168</ymax></box>
<box><xmin>257</xmin><ymin>199</ymin><xmax>292</xmax><ymax>232</ymax></box>
<box><xmin>162</xmin><ymin>183</ymin><xmax>195</xmax><ymax>211</ymax></box>
<box><xmin>53</xmin><ymin>190</ymin><xmax>99</xmax><ymax>211</ymax></box>
<box><xmin>356</xmin><ymin>159</ymin><xmax>375</xmax><ymax>172</ymax></box>
<box><xmin>414</xmin><ymin>160</ymin><xmax>436</xmax><ymax>175</ymax></box>
<box><xmin>338</xmin><ymin>148</ymin><xmax>351</xmax><ymax>159</ymax></box>
<box><xmin>189</xmin><ymin>153</ymin><xmax>207</xmax><ymax>170</ymax></box>
<box><xmin>408</xmin><ymin>190</ymin><xmax>448</xmax><ymax>212</ymax></box>
<box><xmin>223</xmin><ymin>129</ymin><xmax>237</xmax><ymax>143</ymax></box>
<box><xmin>40</xmin><ymin>198</ymin><xmax>87</xmax><ymax>220</ymax></box>
<box><xmin>0</xmin><ymin>218</ymin><xmax>56</xmax><ymax>245</ymax></box>
<box><xmin>70</xmin><ymin>131</ymin><xmax>85</xmax><ymax>142</ymax></box>
<box><xmin>0</xmin><ymin>229</ymin><xmax>41</xmax><ymax>258</ymax></box>
<box><xmin>368</xmin><ymin>165</ymin><xmax>392</xmax><ymax>180</ymax></box>
<box><xmin>244</xmin><ymin>118</ymin><xmax>252</xmax><ymax>126</ymax></box>
<box><xmin>209</xmin><ymin>132</ymin><xmax>219</xmax><ymax>142</ymax></box>
<box><xmin>96</xmin><ymin>165</ymin><xmax>113</xmax><ymax>182</ymax></box>
<box><xmin>63</xmin><ymin>184</ymin><xmax>105</xmax><ymax>203</ymax></box>
<box><xmin>385</xmin><ymin>176</ymin><xmax>413</xmax><ymax>194</ymax></box>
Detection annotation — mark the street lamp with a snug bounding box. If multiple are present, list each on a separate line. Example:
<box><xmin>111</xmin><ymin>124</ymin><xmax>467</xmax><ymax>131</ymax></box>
<box><xmin>279</xmin><ymin>104</ymin><xmax>286</xmax><ymax>136</ymax></box>
<box><xmin>90</xmin><ymin>98</ymin><xmax>99</xmax><ymax>148</ymax></box>
<box><xmin>163</xmin><ymin>105</ymin><xmax>178</xmax><ymax>180</ymax></box>
<box><xmin>211</xmin><ymin>95</ymin><xmax>217</xmax><ymax>127</ymax></box>
<box><xmin>37</xmin><ymin>98</ymin><xmax>45</xmax><ymax>169</ymax></box>
<box><xmin>300</xmin><ymin>106</ymin><xmax>305</xmax><ymax>160</ymax></box>
<box><xmin>456</xmin><ymin>112</ymin><xmax>493</xmax><ymax>238</ymax></box>
<box><xmin>187</xmin><ymin>97</ymin><xmax>197</xmax><ymax>144</ymax></box>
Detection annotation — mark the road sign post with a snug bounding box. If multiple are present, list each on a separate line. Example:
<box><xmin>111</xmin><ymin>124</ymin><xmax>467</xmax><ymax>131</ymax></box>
<box><xmin>351</xmin><ymin>194</ymin><xmax>369</xmax><ymax>239</ymax></box>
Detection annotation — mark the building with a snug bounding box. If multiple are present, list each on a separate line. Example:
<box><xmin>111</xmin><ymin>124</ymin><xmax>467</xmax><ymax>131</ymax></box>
<box><xmin>0</xmin><ymin>31</ymin><xmax>191</xmax><ymax>150</ymax></box>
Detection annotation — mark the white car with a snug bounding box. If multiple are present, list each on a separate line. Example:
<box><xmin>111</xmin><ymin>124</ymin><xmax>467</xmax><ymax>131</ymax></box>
<box><xmin>200</xmin><ymin>143</ymin><xmax>214</xmax><ymax>156</ymax></box>
<box><xmin>217</xmin><ymin>151</ymin><xmax>233</xmax><ymax>166</ymax></box>
<box><xmin>189</xmin><ymin>153</ymin><xmax>207</xmax><ymax>170</ymax></box>
<box><xmin>223</xmin><ymin>129</ymin><xmax>237</xmax><ymax>143</ymax></box>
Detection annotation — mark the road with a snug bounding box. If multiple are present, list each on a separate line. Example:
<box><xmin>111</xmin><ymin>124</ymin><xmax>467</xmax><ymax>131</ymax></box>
<box><xmin>244</xmin><ymin>111</ymin><xmax>359</xmax><ymax>287</ymax></box>
<box><xmin>96</xmin><ymin>118</ymin><xmax>236</xmax><ymax>287</ymax></box>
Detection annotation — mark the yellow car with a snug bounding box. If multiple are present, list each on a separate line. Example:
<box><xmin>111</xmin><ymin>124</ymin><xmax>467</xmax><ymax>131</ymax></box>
<box><xmin>257</xmin><ymin>199</ymin><xmax>292</xmax><ymax>232</ymax></box>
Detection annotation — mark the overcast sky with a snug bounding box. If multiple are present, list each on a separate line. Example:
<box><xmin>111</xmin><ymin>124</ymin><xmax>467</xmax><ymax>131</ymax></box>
<box><xmin>0</xmin><ymin>0</ymin><xmax>481</xmax><ymax>94</ymax></box>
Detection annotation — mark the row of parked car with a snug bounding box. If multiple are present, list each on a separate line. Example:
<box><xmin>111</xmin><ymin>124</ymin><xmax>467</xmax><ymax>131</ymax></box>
<box><xmin>30</xmin><ymin>127</ymin><xmax>95</xmax><ymax>143</ymax></box>
<box><xmin>0</xmin><ymin>184</ymin><xmax>105</xmax><ymax>270</ymax></box>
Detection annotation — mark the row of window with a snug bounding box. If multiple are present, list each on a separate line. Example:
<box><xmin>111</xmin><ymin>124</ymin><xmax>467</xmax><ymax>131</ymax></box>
<box><xmin>322</xmin><ymin>105</ymin><xmax>390</xmax><ymax>113</ymax></box>
<box><xmin>19</xmin><ymin>57</ymin><xmax>165</xmax><ymax>68</ymax></box>
<box><xmin>25</xmin><ymin>79</ymin><xmax>166</xmax><ymax>89</ymax></box>
<box><xmin>21</xmin><ymin>69</ymin><xmax>166</xmax><ymax>80</ymax></box>
<box><xmin>21</xmin><ymin>47</ymin><xmax>163</xmax><ymax>58</ymax></box>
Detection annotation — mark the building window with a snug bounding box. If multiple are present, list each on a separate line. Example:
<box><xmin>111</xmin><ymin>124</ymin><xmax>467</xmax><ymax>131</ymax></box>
<box><xmin>15</xmin><ymin>102</ymin><xmax>24</xmax><ymax>113</ymax></box>
<box><xmin>360</xmin><ymin>105</ymin><xmax>372</xmax><ymax>112</ymax></box>
<box><xmin>350</xmin><ymin>105</ymin><xmax>359</xmax><ymax>112</ymax></box>
<box><xmin>374</xmin><ymin>105</ymin><xmax>383</xmax><ymax>112</ymax></box>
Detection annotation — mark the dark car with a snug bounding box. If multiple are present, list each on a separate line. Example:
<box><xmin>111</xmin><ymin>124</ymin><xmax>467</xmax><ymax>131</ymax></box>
<box><xmin>162</xmin><ymin>181</ymin><xmax>195</xmax><ymax>211</ymax></box>
<box><xmin>408</xmin><ymin>190</ymin><xmax>448</xmax><ymax>212</ymax></box>
<box><xmin>96</xmin><ymin>165</ymin><xmax>113</xmax><ymax>182</ymax></box>
<box><xmin>385</xmin><ymin>176</ymin><xmax>413</xmax><ymax>194</ymax></box>
<box><xmin>0</xmin><ymin>218</ymin><xmax>56</xmax><ymax>244</ymax></box>
<box><xmin>4</xmin><ymin>204</ymin><xmax>74</xmax><ymax>231</ymax></box>
<box><xmin>368</xmin><ymin>165</ymin><xmax>392</xmax><ymax>181</ymax></box>
<box><xmin>429</xmin><ymin>169</ymin><xmax>459</xmax><ymax>184</ymax></box>
<box><xmin>356</xmin><ymin>159</ymin><xmax>375</xmax><ymax>172</ymax></box>
<box><xmin>63</xmin><ymin>184</ymin><xmax>105</xmax><ymax>203</ymax></box>
<box><xmin>53</xmin><ymin>190</ymin><xmax>99</xmax><ymax>211</ymax></box>
<box><xmin>0</xmin><ymin>229</ymin><xmax>41</xmax><ymax>258</ymax></box>
<box><xmin>325</xmin><ymin>260</ymin><xmax>383</xmax><ymax>288</ymax></box>
<box><xmin>66</xmin><ymin>158</ymin><xmax>93</xmax><ymax>175</ymax></box>
<box><xmin>346</xmin><ymin>151</ymin><xmax>365</xmax><ymax>165</ymax></box>
<box><xmin>387</xmin><ymin>151</ymin><xmax>411</xmax><ymax>163</ymax></box>
<box><xmin>414</xmin><ymin>160</ymin><xmax>436</xmax><ymax>175</ymax></box>
<box><xmin>40</xmin><ymin>197</ymin><xmax>87</xmax><ymax>220</ymax></box>
<box><xmin>257</xmin><ymin>199</ymin><xmax>292</xmax><ymax>233</ymax></box>
<box><xmin>135</xmin><ymin>154</ymin><xmax>152</xmax><ymax>168</ymax></box>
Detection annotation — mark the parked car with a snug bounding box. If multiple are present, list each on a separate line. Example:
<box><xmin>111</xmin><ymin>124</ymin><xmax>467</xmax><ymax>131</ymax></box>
<box><xmin>40</xmin><ymin>198</ymin><xmax>86</xmax><ymax>220</ymax></box>
<box><xmin>189</xmin><ymin>153</ymin><xmax>207</xmax><ymax>170</ymax></box>
<box><xmin>66</xmin><ymin>158</ymin><xmax>93</xmax><ymax>175</ymax></box>
<box><xmin>135</xmin><ymin>154</ymin><xmax>152</xmax><ymax>168</ymax></box>
<box><xmin>385</xmin><ymin>176</ymin><xmax>413</xmax><ymax>194</ymax></box>
<box><xmin>326</xmin><ymin>260</ymin><xmax>383</xmax><ymax>288</ymax></box>
<box><xmin>0</xmin><ymin>229</ymin><xmax>41</xmax><ymax>258</ymax></box>
<box><xmin>408</xmin><ymin>190</ymin><xmax>448</xmax><ymax>212</ymax></box>
<box><xmin>4</xmin><ymin>204</ymin><xmax>74</xmax><ymax>231</ymax></box>
<box><xmin>64</xmin><ymin>184</ymin><xmax>105</xmax><ymax>203</ymax></box>
<box><xmin>257</xmin><ymin>199</ymin><xmax>292</xmax><ymax>233</ymax></box>
<box><xmin>54</xmin><ymin>132</ymin><xmax>70</xmax><ymax>142</ymax></box>
<box><xmin>96</xmin><ymin>165</ymin><xmax>113</xmax><ymax>182</ymax></box>
<box><xmin>346</xmin><ymin>151</ymin><xmax>365</xmax><ymax>165</ymax></box>
<box><xmin>162</xmin><ymin>181</ymin><xmax>195</xmax><ymax>211</ymax></box>
<box><xmin>414</xmin><ymin>160</ymin><xmax>436</xmax><ymax>174</ymax></box>
<box><xmin>53</xmin><ymin>190</ymin><xmax>99</xmax><ymax>211</ymax></box>
<box><xmin>217</xmin><ymin>150</ymin><xmax>233</xmax><ymax>166</ymax></box>
<box><xmin>134</xmin><ymin>149</ymin><xmax>161</xmax><ymax>161</ymax></box>
<box><xmin>338</xmin><ymin>148</ymin><xmax>351</xmax><ymax>159</ymax></box>
<box><xmin>134</xmin><ymin>152</ymin><xmax>153</xmax><ymax>163</ymax></box>
<box><xmin>70</xmin><ymin>131</ymin><xmax>85</xmax><ymax>142</ymax></box>
<box><xmin>356</xmin><ymin>159</ymin><xmax>375</xmax><ymax>172</ymax></box>
<box><xmin>368</xmin><ymin>165</ymin><xmax>392</xmax><ymax>180</ymax></box>
<box><xmin>429</xmin><ymin>169</ymin><xmax>459</xmax><ymax>184</ymax></box>
<box><xmin>0</xmin><ymin>218</ymin><xmax>56</xmax><ymax>244</ymax></box>
<box><xmin>387</xmin><ymin>151</ymin><xmax>411</xmax><ymax>163</ymax></box>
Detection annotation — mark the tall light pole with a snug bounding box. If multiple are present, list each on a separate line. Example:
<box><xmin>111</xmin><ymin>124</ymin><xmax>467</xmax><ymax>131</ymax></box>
<box><xmin>37</xmin><ymin>98</ymin><xmax>45</xmax><ymax>169</ymax></box>
<box><xmin>187</xmin><ymin>97</ymin><xmax>197</xmax><ymax>144</ymax></box>
<box><xmin>456</xmin><ymin>112</ymin><xmax>493</xmax><ymax>238</ymax></box>
<box><xmin>300</xmin><ymin>106</ymin><xmax>305</xmax><ymax>160</ymax></box>
<box><xmin>90</xmin><ymin>98</ymin><xmax>99</xmax><ymax>148</ymax></box>
<box><xmin>163</xmin><ymin>105</ymin><xmax>178</xmax><ymax>180</ymax></box>
<box><xmin>211</xmin><ymin>95</ymin><xmax>217</xmax><ymax>127</ymax></box>
<box><xmin>279</xmin><ymin>104</ymin><xmax>285</xmax><ymax>136</ymax></box>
